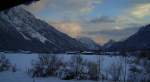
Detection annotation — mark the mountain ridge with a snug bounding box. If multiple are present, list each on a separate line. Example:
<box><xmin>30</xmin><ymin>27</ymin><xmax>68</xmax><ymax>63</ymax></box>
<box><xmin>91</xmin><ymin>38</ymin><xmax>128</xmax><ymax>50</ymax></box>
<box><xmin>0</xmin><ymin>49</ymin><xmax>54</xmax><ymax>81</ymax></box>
<box><xmin>0</xmin><ymin>7</ymin><xmax>86</xmax><ymax>53</ymax></box>
<box><xmin>107</xmin><ymin>24</ymin><xmax>150</xmax><ymax>51</ymax></box>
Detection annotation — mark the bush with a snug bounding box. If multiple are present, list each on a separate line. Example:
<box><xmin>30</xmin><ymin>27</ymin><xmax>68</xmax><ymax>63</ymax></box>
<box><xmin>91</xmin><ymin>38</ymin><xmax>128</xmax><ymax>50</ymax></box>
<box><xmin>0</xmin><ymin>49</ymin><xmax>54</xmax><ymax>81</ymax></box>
<box><xmin>29</xmin><ymin>54</ymin><xmax>63</xmax><ymax>77</ymax></box>
<box><xmin>128</xmin><ymin>65</ymin><xmax>142</xmax><ymax>82</ymax></box>
<box><xmin>0</xmin><ymin>54</ymin><xmax>11</xmax><ymax>72</ymax></box>
<box><xmin>56</xmin><ymin>66</ymin><xmax>74</xmax><ymax>80</ymax></box>
<box><xmin>60</xmin><ymin>55</ymin><xmax>100</xmax><ymax>80</ymax></box>
<box><xmin>137</xmin><ymin>51</ymin><xmax>150</xmax><ymax>60</ymax></box>
<box><xmin>28</xmin><ymin>54</ymin><xmax>106</xmax><ymax>81</ymax></box>
<box><xmin>128</xmin><ymin>58</ymin><xmax>150</xmax><ymax>82</ymax></box>
<box><xmin>70</xmin><ymin>55</ymin><xmax>89</xmax><ymax>80</ymax></box>
<box><xmin>87</xmin><ymin>61</ymin><xmax>99</xmax><ymax>80</ymax></box>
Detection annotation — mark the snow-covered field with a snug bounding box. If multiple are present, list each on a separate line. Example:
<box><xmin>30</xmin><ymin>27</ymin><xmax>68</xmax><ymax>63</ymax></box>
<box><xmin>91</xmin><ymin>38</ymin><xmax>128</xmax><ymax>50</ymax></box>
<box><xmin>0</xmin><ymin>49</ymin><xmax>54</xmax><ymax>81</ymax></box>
<box><xmin>5</xmin><ymin>53</ymin><xmax>39</xmax><ymax>71</ymax></box>
<box><xmin>0</xmin><ymin>53</ymin><xmax>123</xmax><ymax>82</ymax></box>
<box><xmin>0</xmin><ymin>53</ymin><xmax>149</xmax><ymax>82</ymax></box>
<box><xmin>5</xmin><ymin>53</ymin><xmax>125</xmax><ymax>71</ymax></box>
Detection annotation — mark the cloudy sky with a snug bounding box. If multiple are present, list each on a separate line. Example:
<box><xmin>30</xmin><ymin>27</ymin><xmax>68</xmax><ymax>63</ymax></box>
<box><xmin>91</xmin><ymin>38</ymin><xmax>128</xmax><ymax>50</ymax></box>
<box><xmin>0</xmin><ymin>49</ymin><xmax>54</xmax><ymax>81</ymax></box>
<box><xmin>24</xmin><ymin>0</ymin><xmax>150</xmax><ymax>44</ymax></box>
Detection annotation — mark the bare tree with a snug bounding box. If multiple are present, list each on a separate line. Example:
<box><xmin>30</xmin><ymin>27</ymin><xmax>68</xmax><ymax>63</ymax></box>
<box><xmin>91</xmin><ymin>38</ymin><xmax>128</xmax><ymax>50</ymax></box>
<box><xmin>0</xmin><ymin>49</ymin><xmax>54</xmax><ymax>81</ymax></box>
<box><xmin>70</xmin><ymin>55</ymin><xmax>85</xmax><ymax>79</ymax></box>
<box><xmin>123</xmin><ymin>54</ymin><xmax>127</xmax><ymax>82</ymax></box>
<box><xmin>97</xmin><ymin>55</ymin><xmax>104</xmax><ymax>81</ymax></box>
<box><xmin>30</xmin><ymin>54</ymin><xmax>63</xmax><ymax>77</ymax></box>
<box><xmin>128</xmin><ymin>65</ymin><xmax>141</xmax><ymax>82</ymax></box>
<box><xmin>108</xmin><ymin>61</ymin><xmax>124</xmax><ymax>82</ymax></box>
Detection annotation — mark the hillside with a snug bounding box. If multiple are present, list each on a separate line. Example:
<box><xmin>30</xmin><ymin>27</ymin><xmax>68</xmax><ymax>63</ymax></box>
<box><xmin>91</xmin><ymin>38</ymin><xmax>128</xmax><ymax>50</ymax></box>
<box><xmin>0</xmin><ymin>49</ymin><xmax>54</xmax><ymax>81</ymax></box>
<box><xmin>0</xmin><ymin>7</ymin><xmax>86</xmax><ymax>53</ymax></box>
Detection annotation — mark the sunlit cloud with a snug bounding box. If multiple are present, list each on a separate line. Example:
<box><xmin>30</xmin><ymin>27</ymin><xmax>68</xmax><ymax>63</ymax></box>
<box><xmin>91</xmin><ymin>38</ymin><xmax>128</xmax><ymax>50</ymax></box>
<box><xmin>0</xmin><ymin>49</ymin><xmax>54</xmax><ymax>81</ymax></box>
<box><xmin>115</xmin><ymin>3</ymin><xmax>150</xmax><ymax>29</ymax></box>
<box><xmin>51</xmin><ymin>22</ymin><xmax>82</xmax><ymax>38</ymax></box>
<box><xmin>130</xmin><ymin>4</ymin><xmax>150</xmax><ymax>18</ymax></box>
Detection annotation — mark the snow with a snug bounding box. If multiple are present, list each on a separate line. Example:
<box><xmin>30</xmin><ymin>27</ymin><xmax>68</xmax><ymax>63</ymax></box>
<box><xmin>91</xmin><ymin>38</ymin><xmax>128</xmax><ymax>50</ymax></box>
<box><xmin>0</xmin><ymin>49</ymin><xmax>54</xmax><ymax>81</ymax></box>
<box><xmin>30</xmin><ymin>31</ymin><xmax>55</xmax><ymax>45</ymax></box>
<box><xmin>0</xmin><ymin>71</ymin><xmax>98</xmax><ymax>82</ymax></box>
<box><xmin>30</xmin><ymin>32</ymin><xmax>48</xmax><ymax>43</ymax></box>
<box><xmin>0</xmin><ymin>71</ymin><xmax>33</xmax><ymax>82</ymax></box>
<box><xmin>19</xmin><ymin>31</ymin><xmax>31</xmax><ymax>40</ymax></box>
<box><xmin>1</xmin><ymin>53</ymin><xmax>148</xmax><ymax>82</ymax></box>
<box><xmin>5</xmin><ymin>53</ymin><xmax>38</xmax><ymax>71</ymax></box>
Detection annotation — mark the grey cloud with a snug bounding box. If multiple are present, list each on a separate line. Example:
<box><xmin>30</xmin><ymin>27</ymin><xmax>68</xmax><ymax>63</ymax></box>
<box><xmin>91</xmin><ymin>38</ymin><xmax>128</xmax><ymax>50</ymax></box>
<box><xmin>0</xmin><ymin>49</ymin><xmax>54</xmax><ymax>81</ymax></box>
<box><xmin>25</xmin><ymin>0</ymin><xmax>102</xmax><ymax>22</ymax></box>
<box><xmin>90</xmin><ymin>16</ymin><xmax>115</xmax><ymax>23</ymax></box>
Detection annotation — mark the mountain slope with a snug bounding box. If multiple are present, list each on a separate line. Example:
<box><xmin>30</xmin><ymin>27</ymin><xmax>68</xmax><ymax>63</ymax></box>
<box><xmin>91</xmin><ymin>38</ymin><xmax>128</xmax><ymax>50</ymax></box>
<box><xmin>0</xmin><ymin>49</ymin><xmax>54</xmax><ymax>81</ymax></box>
<box><xmin>103</xmin><ymin>39</ymin><xmax>116</xmax><ymax>49</ymax></box>
<box><xmin>77</xmin><ymin>37</ymin><xmax>101</xmax><ymax>50</ymax></box>
<box><xmin>0</xmin><ymin>7</ymin><xmax>86</xmax><ymax>53</ymax></box>
<box><xmin>108</xmin><ymin>24</ymin><xmax>150</xmax><ymax>51</ymax></box>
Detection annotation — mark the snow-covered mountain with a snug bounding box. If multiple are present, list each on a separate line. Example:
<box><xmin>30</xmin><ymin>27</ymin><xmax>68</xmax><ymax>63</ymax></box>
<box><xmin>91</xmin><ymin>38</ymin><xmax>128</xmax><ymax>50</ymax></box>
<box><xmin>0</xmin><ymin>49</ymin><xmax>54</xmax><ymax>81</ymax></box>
<box><xmin>103</xmin><ymin>39</ymin><xmax>115</xmax><ymax>49</ymax></box>
<box><xmin>0</xmin><ymin>7</ymin><xmax>86</xmax><ymax>53</ymax></box>
<box><xmin>77</xmin><ymin>37</ymin><xmax>101</xmax><ymax>50</ymax></box>
<box><xmin>107</xmin><ymin>24</ymin><xmax>150</xmax><ymax>51</ymax></box>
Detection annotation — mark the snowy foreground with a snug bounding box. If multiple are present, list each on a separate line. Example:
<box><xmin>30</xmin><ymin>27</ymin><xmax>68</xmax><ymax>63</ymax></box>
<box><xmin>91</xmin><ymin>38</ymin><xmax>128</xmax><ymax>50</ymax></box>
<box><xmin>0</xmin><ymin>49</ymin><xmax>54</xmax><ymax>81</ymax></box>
<box><xmin>0</xmin><ymin>71</ymin><xmax>98</xmax><ymax>82</ymax></box>
<box><xmin>0</xmin><ymin>53</ymin><xmax>149</xmax><ymax>82</ymax></box>
<box><xmin>0</xmin><ymin>53</ymin><xmax>116</xmax><ymax>82</ymax></box>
